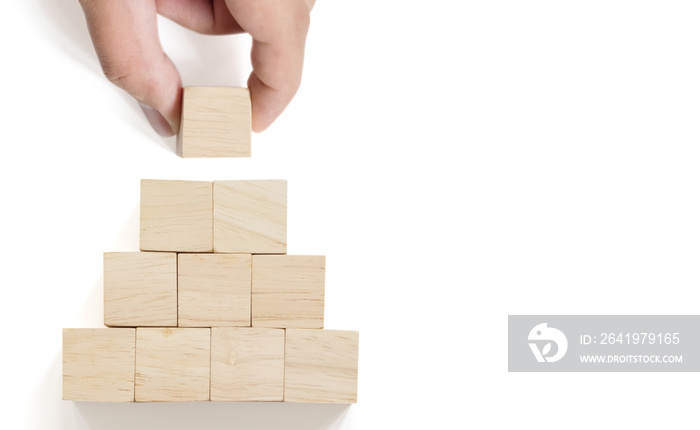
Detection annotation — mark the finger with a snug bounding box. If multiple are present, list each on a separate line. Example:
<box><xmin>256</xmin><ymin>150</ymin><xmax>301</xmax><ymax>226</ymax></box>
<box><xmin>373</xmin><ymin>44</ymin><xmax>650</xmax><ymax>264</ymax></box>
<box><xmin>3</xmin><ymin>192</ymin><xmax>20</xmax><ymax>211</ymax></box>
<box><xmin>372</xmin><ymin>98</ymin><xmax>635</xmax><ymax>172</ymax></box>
<box><xmin>225</xmin><ymin>0</ymin><xmax>312</xmax><ymax>132</ymax></box>
<box><xmin>78</xmin><ymin>0</ymin><xmax>182</xmax><ymax>136</ymax></box>
<box><xmin>248</xmin><ymin>39</ymin><xmax>307</xmax><ymax>132</ymax></box>
<box><xmin>155</xmin><ymin>0</ymin><xmax>243</xmax><ymax>35</ymax></box>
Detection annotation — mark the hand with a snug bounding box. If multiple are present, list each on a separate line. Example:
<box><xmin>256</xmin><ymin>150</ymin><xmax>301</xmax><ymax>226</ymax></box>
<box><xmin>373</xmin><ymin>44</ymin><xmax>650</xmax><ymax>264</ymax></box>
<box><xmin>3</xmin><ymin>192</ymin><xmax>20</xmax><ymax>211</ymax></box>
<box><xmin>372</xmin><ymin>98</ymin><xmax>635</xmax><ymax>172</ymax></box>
<box><xmin>78</xmin><ymin>0</ymin><xmax>314</xmax><ymax>136</ymax></box>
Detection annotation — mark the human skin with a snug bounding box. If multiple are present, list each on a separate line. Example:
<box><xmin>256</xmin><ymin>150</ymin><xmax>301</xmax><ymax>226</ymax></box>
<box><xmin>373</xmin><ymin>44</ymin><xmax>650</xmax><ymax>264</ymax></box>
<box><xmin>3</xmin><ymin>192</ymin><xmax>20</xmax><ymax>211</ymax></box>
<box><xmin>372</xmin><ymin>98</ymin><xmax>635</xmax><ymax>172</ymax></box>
<box><xmin>78</xmin><ymin>0</ymin><xmax>314</xmax><ymax>136</ymax></box>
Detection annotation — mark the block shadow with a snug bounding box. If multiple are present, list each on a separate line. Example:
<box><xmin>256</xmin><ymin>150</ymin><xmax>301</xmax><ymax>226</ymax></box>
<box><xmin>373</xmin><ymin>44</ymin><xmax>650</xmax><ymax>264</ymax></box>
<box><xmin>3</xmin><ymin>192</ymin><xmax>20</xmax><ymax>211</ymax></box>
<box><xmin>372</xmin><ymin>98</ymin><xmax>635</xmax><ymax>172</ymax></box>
<box><xmin>33</xmin><ymin>0</ymin><xmax>99</xmax><ymax>73</ymax></box>
<box><xmin>32</xmin><ymin>352</ymin><xmax>78</xmax><ymax>429</ymax></box>
<box><xmin>33</xmin><ymin>0</ymin><xmax>171</xmax><ymax>153</ymax></box>
<box><xmin>76</xmin><ymin>401</ymin><xmax>350</xmax><ymax>430</ymax></box>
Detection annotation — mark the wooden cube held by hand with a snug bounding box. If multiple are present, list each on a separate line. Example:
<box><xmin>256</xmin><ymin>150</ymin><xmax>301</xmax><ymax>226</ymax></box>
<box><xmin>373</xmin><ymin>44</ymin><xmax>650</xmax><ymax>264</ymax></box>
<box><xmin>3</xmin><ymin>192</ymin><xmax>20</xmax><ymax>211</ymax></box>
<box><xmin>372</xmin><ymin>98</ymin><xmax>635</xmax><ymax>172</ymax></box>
<box><xmin>178</xmin><ymin>87</ymin><xmax>251</xmax><ymax>158</ymax></box>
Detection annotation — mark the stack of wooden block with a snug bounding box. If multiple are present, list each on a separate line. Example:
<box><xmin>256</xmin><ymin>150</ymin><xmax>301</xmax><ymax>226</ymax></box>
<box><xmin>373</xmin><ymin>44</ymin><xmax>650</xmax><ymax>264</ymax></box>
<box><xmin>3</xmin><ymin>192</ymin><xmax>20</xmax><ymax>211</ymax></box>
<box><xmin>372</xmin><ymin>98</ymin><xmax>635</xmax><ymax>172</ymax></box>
<box><xmin>63</xmin><ymin>179</ymin><xmax>359</xmax><ymax>403</ymax></box>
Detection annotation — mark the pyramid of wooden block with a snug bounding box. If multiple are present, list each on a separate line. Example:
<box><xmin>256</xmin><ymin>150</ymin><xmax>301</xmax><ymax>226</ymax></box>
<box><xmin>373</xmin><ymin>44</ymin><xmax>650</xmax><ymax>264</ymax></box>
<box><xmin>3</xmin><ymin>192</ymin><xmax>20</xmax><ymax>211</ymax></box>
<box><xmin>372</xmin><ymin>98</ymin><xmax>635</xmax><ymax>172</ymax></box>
<box><xmin>63</xmin><ymin>179</ymin><xmax>359</xmax><ymax>403</ymax></box>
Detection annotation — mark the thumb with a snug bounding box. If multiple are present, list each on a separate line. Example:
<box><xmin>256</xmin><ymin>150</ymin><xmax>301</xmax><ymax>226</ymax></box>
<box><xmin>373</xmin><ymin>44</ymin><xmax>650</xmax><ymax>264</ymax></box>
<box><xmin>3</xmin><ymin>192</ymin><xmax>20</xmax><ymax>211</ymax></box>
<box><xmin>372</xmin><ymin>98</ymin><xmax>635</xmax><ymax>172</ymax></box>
<box><xmin>79</xmin><ymin>0</ymin><xmax>182</xmax><ymax>136</ymax></box>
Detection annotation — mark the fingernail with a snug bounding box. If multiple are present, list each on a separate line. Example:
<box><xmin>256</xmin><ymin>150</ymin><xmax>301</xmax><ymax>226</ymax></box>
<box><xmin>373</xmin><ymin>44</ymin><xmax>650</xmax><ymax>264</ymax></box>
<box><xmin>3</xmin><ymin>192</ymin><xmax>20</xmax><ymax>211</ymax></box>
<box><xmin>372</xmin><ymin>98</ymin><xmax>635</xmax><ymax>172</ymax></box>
<box><xmin>139</xmin><ymin>103</ymin><xmax>174</xmax><ymax>137</ymax></box>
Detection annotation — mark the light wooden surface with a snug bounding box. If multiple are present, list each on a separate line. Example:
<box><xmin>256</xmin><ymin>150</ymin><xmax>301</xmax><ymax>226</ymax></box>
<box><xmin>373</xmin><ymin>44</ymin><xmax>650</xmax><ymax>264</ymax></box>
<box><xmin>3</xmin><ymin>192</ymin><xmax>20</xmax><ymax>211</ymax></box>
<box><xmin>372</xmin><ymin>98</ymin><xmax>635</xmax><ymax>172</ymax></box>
<box><xmin>63</xmin><ymin>328</ymin><xmax>136</xmax><ymax>402</ymax></box>
<box><xmin>178</xmin><ymin>253</ymin><xmax>252</xmax><ymax>327</ymax></box>
<box><xmin>252</xmin><ymin>255</ymin><xmax>325</xmax><ymax>328</ymax></box>
<box><xmin>135</xmin><ymin>328</ymin><xmax>211</xmax><ymax>402</ymax></box>
<box><xmin>140</xmin><ymin>179</ymin><xmax>213</xmax><ymax>252</ymax></box>
<box><xmin>284</xmin><ymin>329</ymin><xmax>359</xmax><ymax>403</ymax></box>
<box><xmin>213</xmin><ymin>180</ymin><xmax>287</xmax><ymax>254</ymax></box>
<box><xmin>178</xmin><ymin>87</ymin><xmax>251</xmax><ymax>158</ymax></box>
<box><xmin>210</xmin><ymin>327</ymin><xmax>285</xmax><ymax>402</ymax></box>
<box><xmin>104</xmin><ymin>252</ymin><xmax>177</xmax><ymax>327</ymax></box>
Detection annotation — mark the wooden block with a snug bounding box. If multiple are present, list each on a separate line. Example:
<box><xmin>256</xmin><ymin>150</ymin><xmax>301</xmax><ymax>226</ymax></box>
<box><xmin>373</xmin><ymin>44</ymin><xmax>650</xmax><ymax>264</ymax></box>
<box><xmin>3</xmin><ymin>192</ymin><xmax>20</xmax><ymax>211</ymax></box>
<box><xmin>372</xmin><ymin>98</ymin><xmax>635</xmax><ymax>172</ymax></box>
<box><xmin>140</xmin><ymin>179</ymin><xmax>213</xmax><ymax>252</ymax></box>
<box><xmin>213</xmin><ymin>180</ymin><xmax>287</xmax><ymax>254</ymax></box>
<box><xmin>284</xmin><ymin>329</ymin><xmax>359</xmax><ymax>403</ymax></box>
<box><xmin>252</xmin><ymin>255</ymin><xmax>325</xmax><ymax>329</ymax></box>
<box><xmin>104</xmin><ymin>252</ymin><xmax>177</xmax><ymax>327</ymax></box>
<box><xmin>178</xmin><ymin>254</ymin><xmax>252</xmax><ymax>327</ymax></box>
<box><xmin>178</xmin><ymin>87</ymin><xmax>251</xmax><ymax>158</ymax></box>
<box><xmin>63</xmin><ymin>328</ymin><xmax>135</xmax><ymax>402</ymax></box>
<box><xmin>210</xmin><ymin>327</ymin><xmax>285</xmax><ymax>401</ymax></box>
<box><xmin>135</xmin><ymin>328</ymin><xmax>211</xmax><ymax>402</ymax></box>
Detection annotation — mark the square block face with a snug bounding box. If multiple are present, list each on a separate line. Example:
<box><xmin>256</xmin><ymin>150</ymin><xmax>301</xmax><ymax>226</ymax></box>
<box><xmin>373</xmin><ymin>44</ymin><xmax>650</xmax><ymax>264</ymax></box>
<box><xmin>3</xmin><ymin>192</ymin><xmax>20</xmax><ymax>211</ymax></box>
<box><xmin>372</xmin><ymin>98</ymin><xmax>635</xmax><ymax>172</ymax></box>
<box><xmin>210</xmin><ymin>328</ymin><xmax>285</xmax><ymax>401</ymax></box>
<box><xmin>179</xmin><ymin>87</ymin><xmax>251</xmax><ymax>158</ymax></box>
<box><xmin>178</xmin><ymin>254</ymin><xmax>252</xmax><ymax>327</ymax></box>
<box><xmin>284</xmin><ymin>330</ymin><xmax>359</xmax><ymax>403</ymax></box>
<box><xmin>213</xmin><ymin>180</ymin><xmax>287</xmax><ymax>254</ymax></box>
<box><xmin>104</xmin><ymin>252</ymin><xmax>177</xmax><ymax>327</ymax></box>
<box><xmin>252</xmin><ymin>255</ymin><xmax>325</xmax><ymax>329</ymax></box>
<box><xmin>135</xmin><ymin>328</ymin><xmax>211</xmax><ymax>402</ymax></box>
<box><xmin>140</xmin><ymin>179</ymin><xmax>213</xmax><ymax>252</ymax></box>
<box><xmin>63</xmin><ymin>328</ymin><xmax>135</xmax><ymax>402</ymax></box>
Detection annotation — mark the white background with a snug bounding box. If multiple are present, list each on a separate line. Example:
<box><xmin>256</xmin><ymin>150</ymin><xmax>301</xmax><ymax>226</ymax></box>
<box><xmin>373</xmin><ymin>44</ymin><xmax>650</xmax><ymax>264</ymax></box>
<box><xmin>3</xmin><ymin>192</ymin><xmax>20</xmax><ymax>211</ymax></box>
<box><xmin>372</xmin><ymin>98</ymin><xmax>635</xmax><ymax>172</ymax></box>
<box><xmin>2</xmin><ymin>0</ymin><xmax>700</xmax><ymax>428</ymax></box>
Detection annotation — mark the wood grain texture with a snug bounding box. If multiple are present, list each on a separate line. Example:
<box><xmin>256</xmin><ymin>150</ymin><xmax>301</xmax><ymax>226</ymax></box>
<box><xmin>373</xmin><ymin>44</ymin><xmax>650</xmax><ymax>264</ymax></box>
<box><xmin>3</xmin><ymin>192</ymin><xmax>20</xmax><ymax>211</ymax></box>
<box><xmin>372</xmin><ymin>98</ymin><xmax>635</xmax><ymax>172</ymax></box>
<box><xmin>210</xmin><ymin>327</ymin><xmax>284</xmax><ymax>401</ymax></box>
<box><xmin>178</xmin><ymin>87</ymin><xmax>251</xmax><ymax>158</ymax></box>
<box><xmin>213</xmin><ymin>180</ymin><xmax>287</xmax><ymax>254</ymax></box>
<box><xmin>135</xmin><ymin>328</ymin><xmax>211</xmax><ymax>402</ymax></box>
<box><xmin>63</xmin><ymin>328</ymin><xmax>136</xmax><ymax>402</ymax></box>
<box><xmin>252</xmin><ymin>255</ymin><xmax>325</xmax><ymax>329</ymax></box>
<box><xmin>140</xmin><ymin>179</ymin><xmax>213</xmax><ymax>252</ymax></box>
<box><xmin>178</xmin><ymin>253</ymin><xmax>252</xmax><ymax>327</ymax></box>
<box><xmin>284</xmin><ymin>329</ymin><xmax>359</xmax><ymax>403</ymax></box>
<box><xmin>104</xmin><ymin>252</ymin><xmax>177</xmax><ymax>327</ymax></box>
